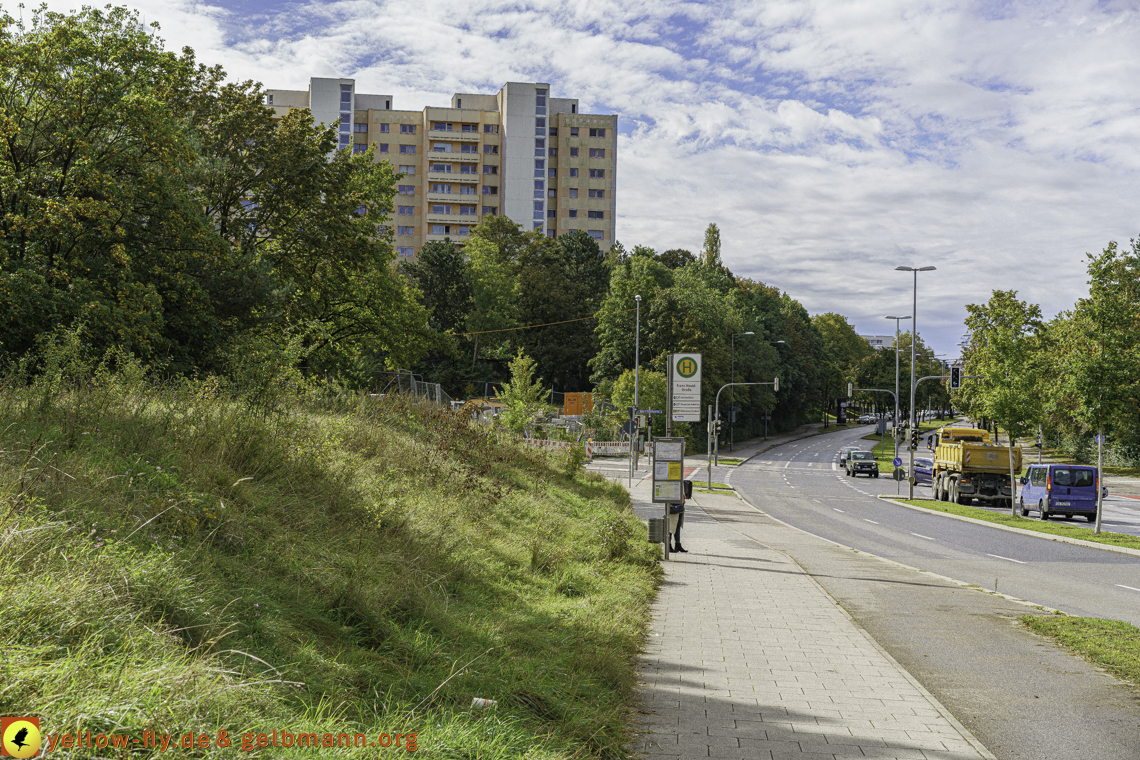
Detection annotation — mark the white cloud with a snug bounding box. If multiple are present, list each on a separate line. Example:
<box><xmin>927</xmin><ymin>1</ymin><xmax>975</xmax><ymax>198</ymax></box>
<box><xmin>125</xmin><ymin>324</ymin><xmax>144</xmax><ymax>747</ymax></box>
<box><xmin>37</xmin><ymin>0</ymin><xmax>1140</xmax><ymax>353</ymax></box>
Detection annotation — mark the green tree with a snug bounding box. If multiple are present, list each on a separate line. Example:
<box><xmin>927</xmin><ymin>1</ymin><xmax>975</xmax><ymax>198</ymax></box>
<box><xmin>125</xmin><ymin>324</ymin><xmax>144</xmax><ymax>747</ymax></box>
<box><xmin>609</xmin><ymin>369</ymin><xmax>667</xmax><ymax>436</ymax></box>
<box><xmin>400</xmin><ymin>239</ymin><xmax>471</xmax><ymax>333</ymax></box>
<box><xmin>589</xmin><ymin>255</ymin><xmax>674</xmax><ymax>387</ymax></box>
<box><xmin>962</xmin><ymin>290</ymin><xmax>1043</xmax><ymax>515</ymax></box>
<box><xmin>498</xmin><ymin>349</ymin><xmax>548</xmax><ymax>434</ymax></box>
<box><xmin>655</xmin><ymin>248</ymin><xmax>697</xmax><ymax>270</ymax></box>
<box><xmin>700</xmin><ymin>223</ymin><xmax>722</xmax><ymax>269</ymax></box>
<box><xmin>465</xmin><ymin>236</ymin><xmax>520</xmax><ymax>366</ymax></box>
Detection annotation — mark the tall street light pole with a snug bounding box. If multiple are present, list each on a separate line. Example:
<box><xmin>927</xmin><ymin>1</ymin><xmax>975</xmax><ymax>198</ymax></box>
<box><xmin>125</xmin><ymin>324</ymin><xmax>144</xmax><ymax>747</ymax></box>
<box><xmin>884</xmin><ymin>315</ymin><xmax>911</xmax><ymax>475</ymax></box>
<box><xmin>630</xmin><ymin>294</ymin><xmax>641</xmax><ymax>481</ymax></box>
<box><xmin>729</xmin><ymin>331</ymin><xmax>755</xmax><ymax>452</ymax></box>
<box><xmin>896</xmin><ymin>265</ymin><xmax>936</xmax><ymax>499</ymax></box>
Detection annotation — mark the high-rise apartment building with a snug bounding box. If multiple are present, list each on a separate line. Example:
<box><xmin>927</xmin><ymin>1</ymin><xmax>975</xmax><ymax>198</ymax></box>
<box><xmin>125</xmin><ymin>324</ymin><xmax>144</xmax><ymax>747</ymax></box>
<box><xmin>265</xmin><ymin>78</ymin><xmax>617</xmax><ymax>258</ymax></box>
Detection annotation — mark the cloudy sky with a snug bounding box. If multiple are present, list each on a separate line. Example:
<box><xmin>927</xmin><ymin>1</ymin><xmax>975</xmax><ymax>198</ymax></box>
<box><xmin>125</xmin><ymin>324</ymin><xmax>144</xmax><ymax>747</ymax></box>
<box><xmin>45</xmin><ymin>0</ymin><xmax>1140</xmax><ymax>356</ymax></box>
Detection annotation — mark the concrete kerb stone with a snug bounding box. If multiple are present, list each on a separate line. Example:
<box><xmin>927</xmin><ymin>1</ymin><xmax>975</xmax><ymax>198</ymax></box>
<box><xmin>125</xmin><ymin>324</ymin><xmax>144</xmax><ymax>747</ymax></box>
<box><xmin>876</xmin><ymin>494</ymin><xmax>1140</xmax><ymax>560</ymax></box>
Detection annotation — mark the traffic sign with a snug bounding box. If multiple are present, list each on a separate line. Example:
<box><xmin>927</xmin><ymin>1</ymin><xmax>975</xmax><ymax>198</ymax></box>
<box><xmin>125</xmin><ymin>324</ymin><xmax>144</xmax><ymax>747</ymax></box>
<box><xmin>893</xmin><ymin>457</ymin><xmax>902</xmax><ymax>467</ymax></box>
<box><xmin>1096</xmin><ymin>434</ymin><xmax>1106</xmax><ymax>443</ymax></box>
<box><xmin>670</xmin><ymin>353</ymin><xmax>702</xmax><ymax>422</ymax></box>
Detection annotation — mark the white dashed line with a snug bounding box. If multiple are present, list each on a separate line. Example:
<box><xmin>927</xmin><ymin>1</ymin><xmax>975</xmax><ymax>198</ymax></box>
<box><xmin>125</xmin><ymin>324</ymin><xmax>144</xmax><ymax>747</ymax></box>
<box><xmin>910</xmin><ymin>533</ymin><xmax>936</xmax><ymax>541</ymax></box>
<box><xmin>1115</xmin><ymin>584</ymin><xmax>1140</xmax><ymax>593</ymax></box>
<box><xmin>986</xmin><ymin>553</ymin><xmax>1026</xmax><ymax>564</ymax></box>
<box><xmin>834</xmin><ymin>508</ymin><xmax>845</xmax><ymax>513</ymax></box>
<box><xmin>864</xmin><ymin>519</ymin><xmax>879</xmax><ymax>524</ymax></box>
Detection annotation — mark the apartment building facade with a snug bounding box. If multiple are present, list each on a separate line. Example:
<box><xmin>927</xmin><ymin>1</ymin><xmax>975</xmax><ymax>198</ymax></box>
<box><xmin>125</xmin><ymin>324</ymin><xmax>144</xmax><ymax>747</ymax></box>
<box><xmin>265</xmin><ymin>78</ymin><xmax>617</xmax><ymax>257</ymax></box>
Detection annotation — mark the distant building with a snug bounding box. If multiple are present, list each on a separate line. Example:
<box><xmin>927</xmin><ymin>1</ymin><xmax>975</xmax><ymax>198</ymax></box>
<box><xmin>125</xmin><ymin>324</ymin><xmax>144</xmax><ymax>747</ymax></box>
<box><xmin>264</xmin><ymin>78</ymin><xmax>618</xmax><ymax>258</ymax></box>
<box><xmin>861</xmin><ymin>334</ymin><xmax>895</xmax><ymax>349</ymax></box>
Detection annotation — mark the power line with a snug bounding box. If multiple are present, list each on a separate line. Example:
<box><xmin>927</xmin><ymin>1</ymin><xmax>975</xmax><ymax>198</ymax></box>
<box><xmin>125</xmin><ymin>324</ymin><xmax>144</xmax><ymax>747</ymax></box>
<box><xmin>458</xmin><ymin>306</ymin><xmax>638</xmax><ymax>336</ymax></box>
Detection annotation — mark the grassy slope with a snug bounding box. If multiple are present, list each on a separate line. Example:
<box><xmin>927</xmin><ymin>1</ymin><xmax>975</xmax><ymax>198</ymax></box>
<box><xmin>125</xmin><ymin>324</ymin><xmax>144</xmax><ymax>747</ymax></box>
<box><xmin>1022</xmin><ymin>616</ymin><xmax>1140</xmax><ymax>688</ymax></box>
<box><xmin>0</xmin><ymin>370</ymin><xmax>658</xmax><ymax>758</ymax></box>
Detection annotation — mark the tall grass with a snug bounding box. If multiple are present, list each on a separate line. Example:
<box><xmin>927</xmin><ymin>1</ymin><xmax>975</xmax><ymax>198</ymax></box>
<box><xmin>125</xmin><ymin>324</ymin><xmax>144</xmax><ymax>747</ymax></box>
<box><xmin>0</xmin><ymin>346</ymin><xmax>659</xmax><ymax>758</ymax></box>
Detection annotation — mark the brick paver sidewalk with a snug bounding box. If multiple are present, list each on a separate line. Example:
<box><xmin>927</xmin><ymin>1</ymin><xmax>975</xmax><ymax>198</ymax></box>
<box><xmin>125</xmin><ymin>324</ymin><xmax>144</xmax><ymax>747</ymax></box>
<box><xmin>626</xmin><ymin>485</ymin><xmax>994</xmax><ymax>760</ymax></box>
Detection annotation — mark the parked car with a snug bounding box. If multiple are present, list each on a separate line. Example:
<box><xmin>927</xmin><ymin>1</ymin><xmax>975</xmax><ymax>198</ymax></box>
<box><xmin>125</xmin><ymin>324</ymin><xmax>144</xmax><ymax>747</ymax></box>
<box><xmin>913</xmin><ymin>457</ymin><xmax>934</xmax><ymax>485</ymax></box>
<box><xmin>846</xmin><ymin>451</ymin><xmax>880</xmax><ymax>478</ymax></box>
<box><xmin>839</xmin><ymin>446</ymin><xmax>860</xmax><ymax>466</ymax></box>
<box><xmin>1019</xmin><ymin>464</ymin><xmax>1099</xmax><ymax>522</ymax></box>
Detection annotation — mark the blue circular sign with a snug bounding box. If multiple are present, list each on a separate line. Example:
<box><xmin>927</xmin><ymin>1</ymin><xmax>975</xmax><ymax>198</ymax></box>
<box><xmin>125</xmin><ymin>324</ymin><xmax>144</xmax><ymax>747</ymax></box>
<box><xmin>893</xmin><ymin>457</ymin><xmax>903</xmax><ymax>466</ymax></box>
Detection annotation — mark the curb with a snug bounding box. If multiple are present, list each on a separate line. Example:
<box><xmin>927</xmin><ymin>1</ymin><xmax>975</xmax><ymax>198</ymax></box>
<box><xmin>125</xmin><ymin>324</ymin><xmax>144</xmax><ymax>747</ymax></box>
<box><xmin>876</xmin><ymin>495</ymin><xmax>1140</xmax><ymax>559</ymax></box>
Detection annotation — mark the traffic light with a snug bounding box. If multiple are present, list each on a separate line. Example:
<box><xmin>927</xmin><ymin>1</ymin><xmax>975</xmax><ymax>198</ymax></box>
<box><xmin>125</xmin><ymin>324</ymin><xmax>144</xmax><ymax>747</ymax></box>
<box><xmin>910</xmin><ymin>429</ymin><xmax>920</xmax><ymax>450</ymax></box>
<box><xmin>774</xmin><ymin>376</ymin><xmax>780</xmax><ymax>393</ymax></box>
<box><xmin>950</xmin><ymin>366</ymin><xmax>961</xmax><ymax>389</ymax></box>
<box><xmin>847</xmin><ymin>382</ymin><xmax>853</xmax><ymax>398</ymax></box>
<box><xmin>713</xmin><ymin>418</ymin><xmax>723</xmax><ymax>435</ymax></box>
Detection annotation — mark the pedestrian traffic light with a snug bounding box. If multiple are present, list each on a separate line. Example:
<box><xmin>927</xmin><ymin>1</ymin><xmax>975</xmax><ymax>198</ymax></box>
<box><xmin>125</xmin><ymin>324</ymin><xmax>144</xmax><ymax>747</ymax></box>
<box><xmin>950</xmin><ymin>366</ymin><xmax>961</xmax><ymax>389</ymax></box>
<box><xmin>713</xmin><ymin>419</ymin><xmax>722</xmax><ymax>434</ymax></box>
<box><xmin>847</xmin><ymin>382</ymin><xmax>853</xmax><ymax>398</ymax></box>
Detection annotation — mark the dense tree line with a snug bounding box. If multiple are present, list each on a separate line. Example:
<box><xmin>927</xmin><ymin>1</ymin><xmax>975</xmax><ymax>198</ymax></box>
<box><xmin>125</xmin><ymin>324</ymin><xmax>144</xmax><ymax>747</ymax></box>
<box><xmin>4</xmin><ymin>6</ymin><xmax>940</xmax><ymax>446</ymax></box>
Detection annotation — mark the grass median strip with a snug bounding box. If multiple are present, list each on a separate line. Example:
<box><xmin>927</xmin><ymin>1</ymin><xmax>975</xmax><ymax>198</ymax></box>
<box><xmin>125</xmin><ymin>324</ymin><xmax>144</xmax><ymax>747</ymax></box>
<box><xmin>1021</xmin><ymin>616</ymin><xmax>1140</xmax><ymax>688</ymax></box>
<box><xmin>892</xmin><ymin>498</ymin><xmax>1140</xmax><ymax>551</ymax></box>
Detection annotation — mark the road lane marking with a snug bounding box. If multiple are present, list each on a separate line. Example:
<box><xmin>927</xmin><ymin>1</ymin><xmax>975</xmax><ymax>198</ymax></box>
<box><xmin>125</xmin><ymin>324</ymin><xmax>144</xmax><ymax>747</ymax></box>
<box><xmin>834</xmin><ymin>508</ymin><xmax>845</xmax><ymax>513</ymax></box>
<box><xmin>986</xmin><ymin>553</ymin><xmax>1026</xmax><ymax>564</ymax></box>
<box><xmin>864</xmin><ymin>519</ymin><xmax>879</xmax><ymax>524</ymax></box>
<box><xmin>1115</xmin><ymin>584</ymin><xmax>1140</xmax><ymax>593</ymax></box>
<box><xmin>832</xmin><ymin>463</ymin><xmax>837</xmax><ymax>470</ymax></box>
<box><xmin>910</xmin><ymin>533</ymin><xmax>936</xmax><ymax>541</ymax></box>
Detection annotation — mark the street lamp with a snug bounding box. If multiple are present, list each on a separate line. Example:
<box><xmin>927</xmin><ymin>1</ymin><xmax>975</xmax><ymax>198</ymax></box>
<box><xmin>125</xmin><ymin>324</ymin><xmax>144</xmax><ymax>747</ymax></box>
<box><xmin>884</xmin><ymin>315</ymin><xmax>911</xmax><ymax>468</ymax></box>
<box><xmin>729</xmin><ymin>332</ymin><xmax>756</xmax><ymax>451</ymax></box>
<box><xmin>896</xmin><ymin>265</ymin><xmax>937</xmax><ymax>499</ymax></box>
<box><xmin>630</xmin><ymin>294</ymin><xmax>641</xmax><ymax>484</ymax></box>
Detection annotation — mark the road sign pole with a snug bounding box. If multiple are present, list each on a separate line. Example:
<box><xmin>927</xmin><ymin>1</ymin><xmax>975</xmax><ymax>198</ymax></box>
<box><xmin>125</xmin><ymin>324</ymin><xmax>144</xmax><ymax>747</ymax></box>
<box><xmin>707</xmin><ymin>404</ymin><xmax>713</xmax><ymax>490</ymax></box>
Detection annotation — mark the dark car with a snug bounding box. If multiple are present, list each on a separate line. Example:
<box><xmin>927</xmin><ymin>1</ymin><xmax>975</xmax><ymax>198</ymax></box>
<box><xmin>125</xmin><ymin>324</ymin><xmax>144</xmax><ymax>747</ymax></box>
<box><xmin>846</xmin><ymin>451</ymin><xmax>880</xmax><ymax>478</ymax></box>
<box><xmin>913</xmin><ymin>457</ymin><xmax>934</xmax><ymax>485</ymax></box>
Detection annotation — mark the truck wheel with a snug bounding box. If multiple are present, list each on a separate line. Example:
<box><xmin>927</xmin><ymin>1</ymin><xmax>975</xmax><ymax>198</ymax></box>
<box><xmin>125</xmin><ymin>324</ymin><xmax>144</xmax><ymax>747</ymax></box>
<box><xmin>1039</xmin><ymin>500</ymin><xmax>1049</xmax><ymax>521</ymax></box>
<box><xmin>1019</xmin><ymin>497</ymin><xmax>1029</xmax><ymax>517</ymax></box>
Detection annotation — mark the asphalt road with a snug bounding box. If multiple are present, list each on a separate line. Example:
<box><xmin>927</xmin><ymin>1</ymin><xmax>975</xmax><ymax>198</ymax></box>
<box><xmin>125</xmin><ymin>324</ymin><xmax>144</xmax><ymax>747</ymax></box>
<box><xmin>726</xmin><ymin>424</ymin><xmax>1140</xmax><ymax>628</ymax></box>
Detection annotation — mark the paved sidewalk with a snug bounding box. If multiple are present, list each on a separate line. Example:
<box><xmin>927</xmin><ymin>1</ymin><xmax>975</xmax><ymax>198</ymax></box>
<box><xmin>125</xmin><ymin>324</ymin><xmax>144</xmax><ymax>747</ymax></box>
<box><xmin>624</xmin><ymin>481</ymin><xmax>994</xmax><ymax>760</ymax></box>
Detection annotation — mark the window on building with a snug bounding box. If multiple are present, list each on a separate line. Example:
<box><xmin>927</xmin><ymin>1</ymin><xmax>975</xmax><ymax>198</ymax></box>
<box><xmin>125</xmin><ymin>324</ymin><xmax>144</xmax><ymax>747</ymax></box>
<box><xmin>547</xmin><ymin>209</ymin><xmax>556</xmax><ymax>219</ymax></box>
<box><xmin>569</xmin><ymin>147</ymin><xmax>579</xmax><ymax>158</ymax></box>
<box><xmin>533</xmin><ymin>222</ymin><xmax>544</xmax><ymax>230</ymax></box>
<box><xmin>534</xmin><ymin>201</ymin><xmax>544</xmax><ymax>212</ymax></box>
<box><xmin>397</xmin><ymin>226</ymin><xmax>414</xmax><ymax>236</ymax></box>
<box><xmin>589</xmin><ymin>148</ymin><xmax>606</xmax><ymax>158</ymax></box>
<box><xmin>460</xmin><ymin>206</ymin><xmax>476</xmax><ymax>216</ymax></box>
<box><xmin>430</xmin><ymin>184</ymin><xmax>451</xmax><ymax>193</ymax></box>
<box><xmin>431</xmin><ymin>204</ymin><xmax>450</xmax><ymax>214</ymax></box>
<box><xmin>570</xmin><ymin>127</ymin><xmax>579</xmax><ymax>136</ymax></box>
<box><xmin>482</xmin><ymin>186</ymin><xmax>498</xmax><ymax>195</ymax></box>
<box><xmin>398</xmin><ymin>185</ymin><xmax>415</xmax><ymax>195</ymax></box>
<box><xmin>548</xmin><ymin>168</ymin><xmax>557</xmax><ymax>178</ymax></box>
<box><xmin>433</xmin><ymin>122</ymin><xmax>452</xmax><ymax>131</ymax></box>
<box><xmin>339</xmin><ymin>113</ymin><xmax>351</xmax><ymax>128</ymax></box>
<box><xmin>459</xmin><ymin>165</ymin><xmax>476</xmax><ymax>174</ymax></box>
<box><xmin>589</xmin><ymin>189</ymin><xmax>605</xmax><ymax>198</ymax></box>
<box><xmin>483</xmin><ymin>165</ymin><xmax>498</xmax><ymax>175</ymax></box>
<box><xmin>431</xmin><ymin>142</ymin><xmax>451</xmax><ymax>152</ymax></box>
<box><xmin>568</xmin><ymin>209</ymin><xmax>578</xmax><ymax>218</ymax></box>
<box><xmin>549</xmin><ymin>127</ymin><xmax>558</xmax><ymax>137</ymax></box>
<box><xmin>339</xmin><ymin>134</ymin><xmax>350</xmax><ymax>147</ymax></box>
<box><xmin>547</xmin><ymin>229</ymin><xmax>557</xmax><ymax>238</ymax></box>
<box><xmin>397</xmin><ymin>246</ymin><xmax>415</xmax><ymax>256</ymax></box>
<box><xmin>398</xmin><ymin>205</ymin><xmax>414</xmax><ymax>215</ymax></box>
<box><xmin>460</xmin><ymin>144</ymin><xmax>478</xmax><ymax>153</ymax></box>
<box><xmin>588</xmin><ymin>210</ymin><xmax>604</xmax><ymax>219</ymax></box>
<box><xmin>588</xmin><ymin>230</ymin><xmax>603</xmax><ymax>240</ymax></box>
<box><xmin>340</xmin><ymin>85</ymin><xmax>352</xmax><ymax>105</ymax></box>
<box><xmin>379</xmin><ymin>123</ymin><xmax>390</xmax><ymax>133</ymax></box>
<box><xmin>378</xmin><ymin>144</ymin><xmax>389</xmax><ymax>153</ymax></box>
<box><xmin>457</xmin><ymin>226</ymin><xmax>470</xmax><ymax>236</ymax></box>
<box><xmin>398</xmin><ymin>165</ymin><xmax>416</xmax><ymax>175</ymax></box>
<box><xmin>534</xmin><ymin>138</ymin><xmax>545</xmax><ymax>156</ymax></box>
<box><xmin>459</xmin><ymin>185</ymin><xmax>476</xmax><ymax>195</ymax></box>
<box><xmin>589</xmin><ymin>128</ymin><xmax>607</xmax><ymax>138</ymax></box>
<box><xmin>569</xmin><ymin>188</ymin><xmax>578</xmax><ymax>198</ymax></box>
<box><xmin>354</xmin><ymin>123</ymin><xmax>368</xmax><ymax>133</ymax></box>
<box><xmin>483</xmin><ymin>145</ymin><xmax>498</xmax><ymax>154</ymax></box>
<box><xmin>533</xmin><ymin>180</ymin><xmax>544</xmax><ymax>198</ymax></box>
<box><xmin>535</xmin><ymin>117</ymin><xmax>546</xmax><ymax>129</ymax></box>
<box><xmin>430</xmin><ymin>224</ymin><xmax>447</xmax><ymax>235</ymax></box>
<box><xmin>400</xmin><ymin>145</ymin><xmax>416</xmax><ymax>154</ymax></box>
<box><xmin>571</xmin><ymin>103</ymin><xmax>577</xmax><ymax>113</ymax></box>
<box><xmin>548</xmin><ymin>188</ymin><xmax>556</xmax><ymax>197</ymax></box>
<box><xmin>484</xmin><ymin>124</ymin><xmax>498</xmax><ymax>133</ymax></box>
<box><xmin>483</xmin><ymin>206</ymin><xmax>498</xmax><ymax>215</ymax></box>
<box><xmin>430</xmin><ymin>163</ymin><xmax>451</xmax><ymax>173</ymax></box>
<box><xmin>569</xmin><ymin>168</ymin><xmax>578</xmax><ymax>178</ymax></box>
<box><xmin>589</xmin><ymin>168</ymin><xmax>605</xmax><ymax>178</ymax></box>
<box><xmin>352</xmin><ymin>143</ymin><xmax>367</xmax><ymax>155</ymax></box>
<box><xmin>461</xmin><ymin>124</ymin><xmax>478</xmax><ymax>132</ymax></box>
<box><xmin>549</xmin><ymin>148</ymin><xmax>557</xmax><ymax>158</ymax></box>
<box><xmin>400</xmin><ymin>124</ymin><xmax>417</xmax><ymax>134</ymax></box>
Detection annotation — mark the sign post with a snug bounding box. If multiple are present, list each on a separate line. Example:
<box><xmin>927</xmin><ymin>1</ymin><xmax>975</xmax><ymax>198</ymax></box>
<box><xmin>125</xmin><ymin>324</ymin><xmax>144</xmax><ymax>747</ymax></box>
<box><xmin>653</xmin><ymin>437</ymin><xmax>685</xmax><ymax>561</ymax></box>
<box><xmin>670</xmin><ymin>353</ymin><xmax>702</xmax><ymax>424</ymax></box>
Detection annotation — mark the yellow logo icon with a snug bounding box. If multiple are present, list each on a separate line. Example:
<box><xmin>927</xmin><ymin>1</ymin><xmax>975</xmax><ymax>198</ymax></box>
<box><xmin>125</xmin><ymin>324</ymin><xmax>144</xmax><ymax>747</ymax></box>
<box><xmin>2</xmin><ymin>718</ymin><xmax>41</xmax><ymax>759</ymax></box>
<box><xmin>676</xmin><ymin>357</ymin><xmax>698</xmax><ymax>378</ymax></box>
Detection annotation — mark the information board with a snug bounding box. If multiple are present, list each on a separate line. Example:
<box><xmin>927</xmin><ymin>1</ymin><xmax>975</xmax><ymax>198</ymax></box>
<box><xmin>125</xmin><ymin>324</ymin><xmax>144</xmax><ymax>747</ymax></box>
<box><xmin>670</xmin><ymin>353</ymin><xmax>702</xmax><ymax>422</ymax></box>
<box><xmin>652</xmin><ymin>436</ymin><xmax>685</xmax><ymax>504</ymax></box>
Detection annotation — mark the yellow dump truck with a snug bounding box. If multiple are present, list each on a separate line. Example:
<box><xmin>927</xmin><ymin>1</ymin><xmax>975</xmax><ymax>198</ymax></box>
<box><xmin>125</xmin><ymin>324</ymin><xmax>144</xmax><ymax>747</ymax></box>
<box><xmin>930</xmin><ymin>427</ymin><xmax>1022</xmax><ymax>507</ymax></box>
